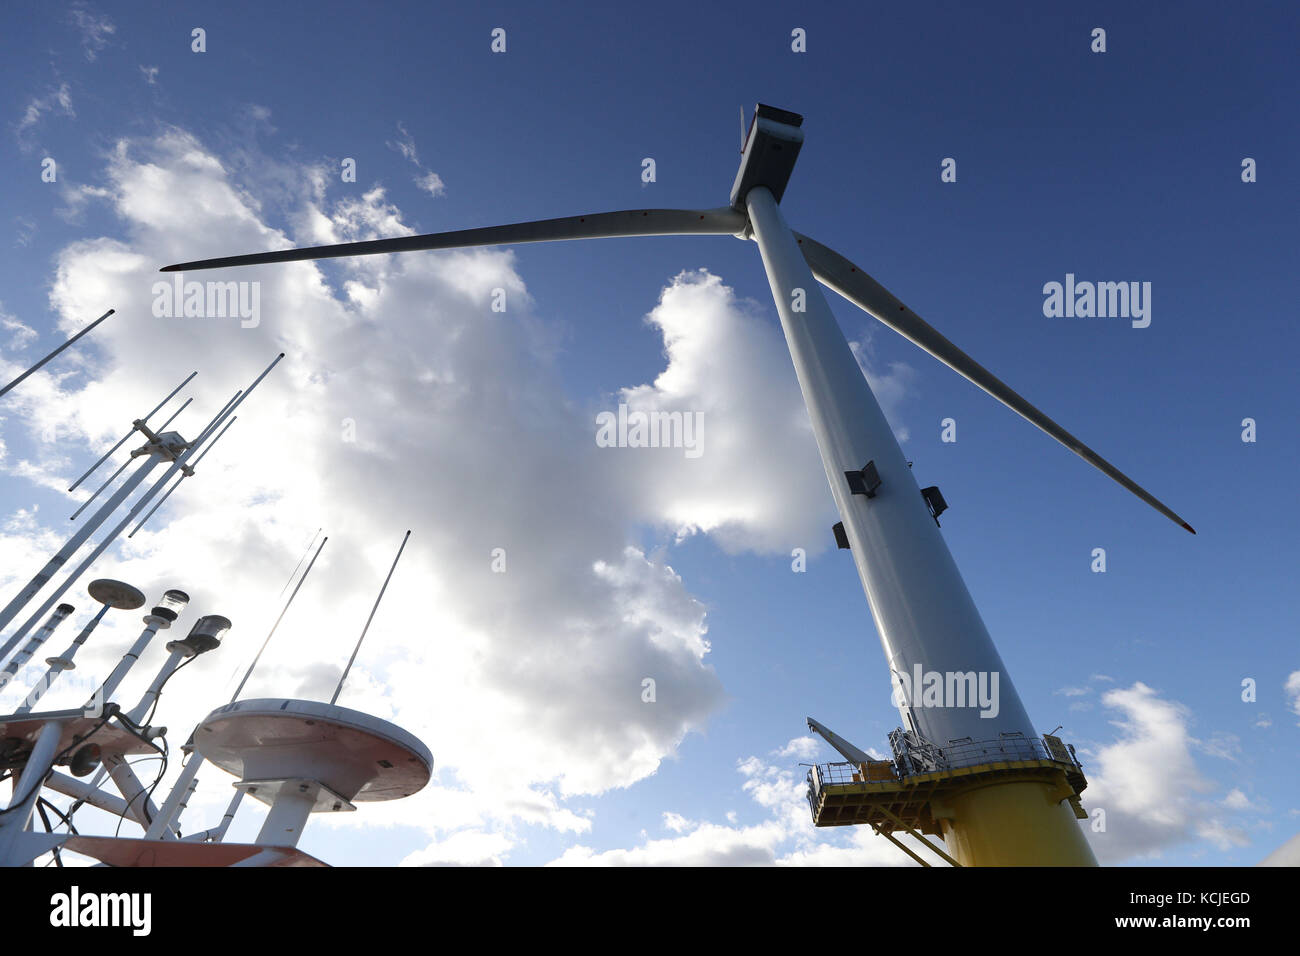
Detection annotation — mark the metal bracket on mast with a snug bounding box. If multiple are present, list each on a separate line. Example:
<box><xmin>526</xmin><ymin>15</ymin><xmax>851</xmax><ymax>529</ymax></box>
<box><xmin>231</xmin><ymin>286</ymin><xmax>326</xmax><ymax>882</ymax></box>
<box><xmin>921</xmin><ymin>486</ymin><xmax>948</xmax><ymax>527</ymax></box>
<box><xmin>844</xmin><ymin>459</ymin><xmax>882</xmax><ymax>498</ymax></box>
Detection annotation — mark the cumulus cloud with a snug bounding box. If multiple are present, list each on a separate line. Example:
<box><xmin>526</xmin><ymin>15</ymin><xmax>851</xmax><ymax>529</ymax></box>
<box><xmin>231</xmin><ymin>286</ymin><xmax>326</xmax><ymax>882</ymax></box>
<box><xmin>0</xmin><ymin>122</ymin><xmax>858</xmax><ymax>862</ymax></box>
<box><xmin>611</xmin><ymin>270</ymin><xmax>833</xmax><ymax>553</ymax></box>
<box><xmin>1082</xmin><ymin>682</ymin><xmax>1249</xmax><ymax>861</ymax></box>
<box><xmin>414</xmin><ymin>170</ymin><xmax>446</xmax><ymax>198</ymax></box>
<box><xmin>1222</xmin><ymin>789</ymin><xmax>1258</xmax><ymax>812</ymax></box>
<box><xmin>400</xmin><ymin>829</ymin><xmax>514</xmax><ymax>867</ymax></box>
<box><xmin>775</xmin><ymin>735</ymin><xmax>820</xmax><ymax>759</ymax></box>
<box><xmin>548</xmin><ymin>754</ymin><xmax>933</xmax><ymax>866</ymax></box>
<box><xmin>552</xmin><ymin>683</ymin><xmax>1267</xmax><ymax>867</ymax></box>
<box><xmin>662</xmin><ymin>811</ymin><xmax>694</xmax><ymax>833</ymax></box>
<box><xmin>1285</xmin><ymin>670</ymin><xmax>1300</xmax><ymax>723</ymax></box>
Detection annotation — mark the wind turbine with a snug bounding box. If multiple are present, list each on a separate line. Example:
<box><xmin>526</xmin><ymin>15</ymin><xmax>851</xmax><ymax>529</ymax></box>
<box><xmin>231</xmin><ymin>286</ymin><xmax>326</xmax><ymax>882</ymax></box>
<box><xmin>162</xmin><ymin>104</ymin><xmax>1193</xmax><ymax>866</ymax></box>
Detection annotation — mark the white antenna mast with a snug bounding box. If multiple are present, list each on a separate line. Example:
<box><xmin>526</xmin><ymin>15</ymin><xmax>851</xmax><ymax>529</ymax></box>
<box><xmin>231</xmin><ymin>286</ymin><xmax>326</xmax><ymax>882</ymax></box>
<box><xmin>16</xmin><ymin>579</ymin><xmax>145</xmax><ymax>714</ymax></box>
<box><xmin>0</xmin><ymin>604</ymin><xmax>74</xmax><ymax>695</ymax></box>
<box><xmin>0</xmin><ymin>368</ymin><xmax>195</xmax><ymax>641</ymax></box>
<box><xmin>331</xmin><ymin>530</ymin><xmax>410</xmax><ymax>705</ymax></box>
<box><xmin>232</xmin><ymin>535</ymin><xmax>328</xmax><ymax>701</ymax></box>
<box><xmin>281</xmin><ymin>528</ymin><xmax>322</xmax><ymax>597</ymax></box>
<box><xmin>0</xmin><ymin>353</ymin><xmax>282</xmax><ymax>664</ymax></box>
<box><xmin>0</xmin><ymin>370</ymin><xmax>194</xmax><ymax>640</ymax></box>
<box><xmin>1</xmin><ymin>349</ymin><xmax>431</xmax><ymax>866</ymax></box>
<box><xmin>145</xmin><ymin>534</ymin><xmax>328</xmax><ymax>840</ymax></box>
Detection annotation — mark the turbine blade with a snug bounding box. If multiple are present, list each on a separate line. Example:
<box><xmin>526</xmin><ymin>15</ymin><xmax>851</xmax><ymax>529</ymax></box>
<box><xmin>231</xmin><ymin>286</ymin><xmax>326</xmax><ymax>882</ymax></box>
<box><xmin>792</xmin><ymin>232</ymin><xmax>1195</xmax><ymax>534</ymax></box>
<box><xmin>161</xmin><ymin>207</ymin><xmax>746</xmax><ymax>272</ymax></box>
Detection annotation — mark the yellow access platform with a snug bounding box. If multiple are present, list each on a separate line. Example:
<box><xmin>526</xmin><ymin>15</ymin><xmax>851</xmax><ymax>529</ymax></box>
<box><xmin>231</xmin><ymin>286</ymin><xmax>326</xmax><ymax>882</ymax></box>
<box><xmin>805</xmin><ymin>732</ymin><xmax>1093</xmax><ymax>866</ymax></box>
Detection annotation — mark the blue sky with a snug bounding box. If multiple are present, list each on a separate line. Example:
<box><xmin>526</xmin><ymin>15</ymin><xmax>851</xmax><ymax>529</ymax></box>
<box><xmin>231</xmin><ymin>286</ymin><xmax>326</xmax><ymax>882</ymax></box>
<box><xmin>1</xmin><ymin>2</ymin><xmax>1296</xmax><ymax>866</ymax></box>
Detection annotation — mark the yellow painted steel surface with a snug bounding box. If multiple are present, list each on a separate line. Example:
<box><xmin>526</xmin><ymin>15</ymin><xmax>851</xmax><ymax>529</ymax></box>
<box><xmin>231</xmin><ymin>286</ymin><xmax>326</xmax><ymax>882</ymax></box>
<box><xmin>940</xmin><ymin>779</ymin><xmax>1097</xmax><ymax>866</ymax></box>
<box><xmin>808</xmin><ymin>756</ymin><xmax>1097</xmax><ymax>865</ymax></box>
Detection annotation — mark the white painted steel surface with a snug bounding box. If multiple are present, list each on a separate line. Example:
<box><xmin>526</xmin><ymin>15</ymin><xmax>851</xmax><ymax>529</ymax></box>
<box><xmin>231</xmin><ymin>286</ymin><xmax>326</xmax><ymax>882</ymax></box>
<box><xmin>745</xmin><ymin>185</ymin><xmax>1034</xmax><ymax>746</ymax></box>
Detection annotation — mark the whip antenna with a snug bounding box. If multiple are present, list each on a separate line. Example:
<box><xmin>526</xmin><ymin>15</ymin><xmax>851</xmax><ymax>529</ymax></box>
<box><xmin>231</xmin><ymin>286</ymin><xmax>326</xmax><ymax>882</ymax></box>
<box><xmin>0</xmin><ymin>308</ymin><xmax>115</xmax><ymax>400</ymax></box>
<box><xmin>331</xmin><ymin>530</ymin><xmax>410</xmax><ymax>705</ymax></box>
<box><xmin>0</xmin><ymin>354</ymin><xmax>282</xmax><ymax>662</ymax></box>
<box><xmin>281</xmin><ymin>528</ymin><xmax>322</xmax><ymax>597</ymax></box>
<box><xmin>230</xmin><ymin>535</ymin><xmax>328</xmax><ymax>701</ymax></box>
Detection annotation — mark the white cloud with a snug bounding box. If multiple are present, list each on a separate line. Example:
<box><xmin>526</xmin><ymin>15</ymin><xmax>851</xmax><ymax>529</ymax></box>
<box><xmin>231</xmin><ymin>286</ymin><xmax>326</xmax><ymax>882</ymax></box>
<box><xmin>1082</xmin><ymin>682</ymin><xmax>1248</xmax><ymax>861</ymax></box>
<box><xmin>1222</xmin><ymin>789</ymin><xmax>1257</xmax><ymax>811</ymax></box>
<box><xmin>1</xmin><ymin>309</ymin><xmax>38</xmax><ymax>353</ymax></box>
<box><xmin>70</xmin><ymin>5</ymin><xmax>116</xmax><ymax>61</ymax></box>
<box><xmin>1284</xmin><ymin>670</ymin><xmax>1300</xmax><ymax>722</ymax></box>
<box><xmin>662</xmin><ymin>811</ymin><xmax>694</xmax><ymax>833</ymax></box>
<box><xmin>387</xmin><ymin>122</ymin><xmax>420</xmax><ymax>164</ymax></box>
<box><xmin>14</xmin><ymin>216</ymin><xmax>38</xmax><ymax>247</ymax></box>
<box><xmin>387</xmin><ymin>122</ymin><xmax>447</xmax><ymax>199</ymax></box>
<box><xmin>1198</xmin><ymin>731</ymin><xmax>1241</xmax><ymax>761</ymax></box>
<box><xmin>16</xmin><ymin>84</ymin><xmax>75</xmax><ymax>149</ymax></box>
<box><xmin>548</xmin><ymin>754</ymin><xmax>930</xmax><ymax>866</ymax></box>
<box><xmin>140</xmin><ymin>66</ymin><xmax>159</xmax><ymax>86</ymax></box>
<box><xmin>774</xmin><ymin>735</ymin><xmax>820</xmax><ymax>759</ymax></box>
<box><xmin>414</xmin><ymin>170</ymin><xmax>446</xmax><ymax>198</ymax></box>
<box><xmin>399</xmin><ymin>829</ymin><xmax>514</xmax><ymax>867</ymax></box>
<box><xmin>612</xmin><ymin>270</ymin><xmax>833</xmax><ymax>553</ymax></box>
<box><xmin>0</xmin><ymin>123</ymin><xmax>860</xmax><ymax>862</ymax></box>
<box><xmin>848</xmin><ymin>333</ymin><xmax>916</xmax><ymax>442</ymax></box>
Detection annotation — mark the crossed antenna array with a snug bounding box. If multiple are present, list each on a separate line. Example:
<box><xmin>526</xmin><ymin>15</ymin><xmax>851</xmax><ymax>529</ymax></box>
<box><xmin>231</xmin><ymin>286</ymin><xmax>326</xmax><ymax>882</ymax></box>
<box><xmin>41</xmin><ymin>527</ymin><xmax>412</xmax><ymax>864</ymax></box>
<box><xmin>0</xmin><ymin>352</ymin><xmax>284</xmax><ymax>666</ymax></box>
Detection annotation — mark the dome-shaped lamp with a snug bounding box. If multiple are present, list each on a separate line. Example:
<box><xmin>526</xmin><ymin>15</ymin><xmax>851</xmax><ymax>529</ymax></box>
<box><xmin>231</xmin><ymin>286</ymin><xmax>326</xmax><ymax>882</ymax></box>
<box><xmin>148</xmin><ymin>589</ymin><xmax>190</xmax><ymax>626</ymax></box>
<box><xmin>167</xmin><ymin>614</ymin><xmax>231</xmax><ymax>657</ymax></box>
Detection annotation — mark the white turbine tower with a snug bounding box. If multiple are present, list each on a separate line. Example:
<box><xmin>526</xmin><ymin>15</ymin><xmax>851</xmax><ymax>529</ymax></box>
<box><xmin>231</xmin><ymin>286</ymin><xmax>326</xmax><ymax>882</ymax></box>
<box><xmin>161</xmin><ymin>105</ymin><xmax>1193</xmax><ymax>865</ymax></box>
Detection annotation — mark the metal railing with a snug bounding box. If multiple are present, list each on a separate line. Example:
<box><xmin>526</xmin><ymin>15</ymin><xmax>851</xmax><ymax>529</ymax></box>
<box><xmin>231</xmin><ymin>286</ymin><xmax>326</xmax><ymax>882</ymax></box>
<box><xmin>939</xmin><ymin>734</ymin><xmax>1058</xmax><ymax>770</ymax></box>
<box><xmin>806</xmin><ymin>731</ymin><xmax>1085</xmax><ymax>811</ymax></box>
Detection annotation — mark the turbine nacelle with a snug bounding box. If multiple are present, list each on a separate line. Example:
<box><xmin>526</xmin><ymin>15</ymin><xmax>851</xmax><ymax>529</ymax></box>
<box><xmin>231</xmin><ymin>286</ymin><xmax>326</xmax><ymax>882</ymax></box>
<box><xmin>731</xmin><ymin>104</ymin><xmax>805</xmax><ymax>211</ymax></box>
